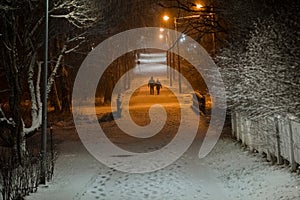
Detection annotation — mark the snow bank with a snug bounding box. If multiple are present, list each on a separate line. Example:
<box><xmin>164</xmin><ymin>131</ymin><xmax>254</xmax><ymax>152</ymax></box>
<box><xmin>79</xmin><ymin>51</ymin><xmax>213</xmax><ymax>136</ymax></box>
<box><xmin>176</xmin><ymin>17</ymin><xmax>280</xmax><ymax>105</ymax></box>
<box><xmin>203</xmin><ymin>138</ymin><xmax>300</xmax><ymax>200</ymax></box>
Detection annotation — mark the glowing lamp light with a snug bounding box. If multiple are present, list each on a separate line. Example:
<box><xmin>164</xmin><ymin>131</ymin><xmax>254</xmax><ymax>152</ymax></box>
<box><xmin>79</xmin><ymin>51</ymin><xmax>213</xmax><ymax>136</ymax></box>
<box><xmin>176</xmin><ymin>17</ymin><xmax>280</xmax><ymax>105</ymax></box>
<box><xmin>163</xmin><ymin>15</ymin><xmax>170</xmax><ymax>21</ymax></box>
<box><xmin>196</xmin><ymin>3</ymin><xmax>203</xmax><ymax>9</ymax></box>
<box><xmin>180</xmin><ymin>34</ymin><xmax>186</xmax><ymax>42</ymax></box>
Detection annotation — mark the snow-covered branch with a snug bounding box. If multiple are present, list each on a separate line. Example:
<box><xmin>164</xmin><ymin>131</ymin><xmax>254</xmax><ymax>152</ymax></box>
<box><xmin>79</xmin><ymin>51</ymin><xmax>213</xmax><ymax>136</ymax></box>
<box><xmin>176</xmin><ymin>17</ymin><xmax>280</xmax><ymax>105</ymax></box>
<box><xmin>50</xmin><ymin>0</ymin><xmax>98</xmax><ymax>29</ymax></box>
<box><xmin>24</xmin><ymin>56</ymin><xmax>42</xmax><ymax>134</ymax></box>
<box><xmin>51</xmin><ymin>12</ymin><xmax>96</xmax><ymax>28</ymax></box>
<box><xmin>0</xmin><ymin>89</ymin><xmax>10</xmax><ymax>93</ymax></box>
<box><xmin>47</xmin><ymin>44</ymin><xmax>67</xmax><ymax>95</ymax></box>
<box><xmin>217</xmin><ymin>12</ymin><xmax>300</xmax><ymax>119</ymax></box>
<box><xmin>0</xmin><ymin>107</ymin><xmax>15</xmax><ymax>126</ymax></box>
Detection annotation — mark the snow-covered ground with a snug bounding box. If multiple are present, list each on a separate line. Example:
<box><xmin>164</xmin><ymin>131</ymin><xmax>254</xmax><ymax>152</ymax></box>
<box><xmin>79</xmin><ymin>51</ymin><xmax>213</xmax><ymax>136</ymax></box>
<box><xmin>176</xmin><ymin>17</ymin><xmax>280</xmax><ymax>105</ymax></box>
<box><xmin>202</xmin><ymin>139</ymin><xmax>300</xmax><ymax>200</ymax></box>
<box><xmin>25</xmin><ymin>128</ymin><xmax>300</xmax><ymax>200</ymax></box>
<box><xmin>26</xmin><ymin>75</ymin><xmax>300</xmax><ymax>200</ymax></box>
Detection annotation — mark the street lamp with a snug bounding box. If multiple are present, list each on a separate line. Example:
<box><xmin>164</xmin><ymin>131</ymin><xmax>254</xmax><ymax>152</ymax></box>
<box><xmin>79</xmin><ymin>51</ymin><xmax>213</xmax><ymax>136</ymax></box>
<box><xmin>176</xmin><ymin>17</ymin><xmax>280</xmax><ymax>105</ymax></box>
<box><xmin>162</xmin><ymin>15</ymin><xmax>173</xmax><ymax>87</ymax></box>
<box><xmin>174</xmin><ymin>18</ymin><xmax>182</xmax><ymax>93</ymax></box>
<box><xmin>164</xmin><ymin>10</ymin><xmax>205</xmax><ymax>93</ymax></box>
<box><xmin>164</xmin><ymin>2</ymin><xmax>216</xmax><ymax>93</ymax></box>
<box><xmin>174</xmin><ymin>15</ymin><xmax>201</xmax><ymax>94</ymax></box>
<box><xmin>163</xmin><ymin>15</ymin><xmax>170</xmax><ymax>21</ymax></box>
<box><xmin>194</xmin><ymin>3</ymin><xmax>216</xmax><ymax>56</ymax></box>
<box><xmin>163</xmin><ymin>14</ymin><xmax>201</xmax><ymax>93</ymax></box>
<box><xmin>196</xmin><ymin>3</ymin><xmax>203</xmax><ymax>9</ymax></box>
<box><xmin>41</xmin><ymin>0</ymin><xmax>49</xmax><ymax>185</ymax></box>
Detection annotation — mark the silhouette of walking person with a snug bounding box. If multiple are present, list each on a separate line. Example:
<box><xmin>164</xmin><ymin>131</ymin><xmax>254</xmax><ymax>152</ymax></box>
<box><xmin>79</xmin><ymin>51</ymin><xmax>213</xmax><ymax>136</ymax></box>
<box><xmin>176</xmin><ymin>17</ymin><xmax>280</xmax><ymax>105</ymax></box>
<box><xmin>148</xmin><ymin>76</ymin><xmax>155</xmax><ymax>95</ymax></box>
<box><xmin>155</xmin><ymin>79</ymin><xmax>162</xmax><ymax>95</ymax></box>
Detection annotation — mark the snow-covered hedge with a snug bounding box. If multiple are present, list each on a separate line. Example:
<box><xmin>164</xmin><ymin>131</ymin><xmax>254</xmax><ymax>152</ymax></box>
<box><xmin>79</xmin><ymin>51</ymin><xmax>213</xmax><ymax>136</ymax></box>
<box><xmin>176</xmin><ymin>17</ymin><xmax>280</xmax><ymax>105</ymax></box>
<box><xmin>216</xmin><ymin>12</ymin><xmax>299</xmax><ymax>119</ymax></box>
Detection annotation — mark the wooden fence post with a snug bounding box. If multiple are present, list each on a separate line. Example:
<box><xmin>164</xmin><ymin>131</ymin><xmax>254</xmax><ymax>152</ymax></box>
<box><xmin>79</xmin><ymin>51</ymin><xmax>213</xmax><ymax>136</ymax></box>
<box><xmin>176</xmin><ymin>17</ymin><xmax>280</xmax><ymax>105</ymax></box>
<box><xmin>287</xmin><ymin>115</ymin><xmax>297</xmax><ymax>171</ymax></box>
<box><xmin>231</xmin><ymin>111</ymin><xmax>236</xmax><ymax>138</ymax></box>
<box><xmin>236</xmin><ymin>112</ymin><xmax>240</xmax><ymax>141</ymax></box>
<box><xmin>275</xmin><ymin>115</ymin><xmax>283</xmax><ymax>165</ymax></box>
<box><xmin>246</xmin><ymin>119</ymin><xmax>253</xmax><ymax>151</ymax></box>
<box><xmin>241</xmin><ymin>115</ymin><xmax>245</xmax><ymax>145</ymax></box>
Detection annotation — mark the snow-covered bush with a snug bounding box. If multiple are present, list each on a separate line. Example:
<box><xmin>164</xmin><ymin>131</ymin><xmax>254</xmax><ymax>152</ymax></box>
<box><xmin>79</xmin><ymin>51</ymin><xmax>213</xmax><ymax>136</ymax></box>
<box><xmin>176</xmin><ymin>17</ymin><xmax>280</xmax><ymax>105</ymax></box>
<box><xmin>0</xmin><ymin>148</ymin><xmax>56</xmax><ymax>200</ymax></box>
<box><xmin>217</xmin><ymin>11</ymin><xmax>299</xmax><ymax>118</ymax></box>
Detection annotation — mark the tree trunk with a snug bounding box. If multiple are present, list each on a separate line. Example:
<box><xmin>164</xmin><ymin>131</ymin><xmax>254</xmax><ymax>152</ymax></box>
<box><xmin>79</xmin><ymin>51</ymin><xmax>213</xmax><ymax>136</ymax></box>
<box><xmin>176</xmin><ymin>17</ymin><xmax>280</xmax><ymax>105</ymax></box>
<box><xmin>52</xmin><ymin>80</ymin><xmax>62</xmax><ymax>112</ymax></box>
<box><xmin>10</xmin><ymin>69</ymin><xmax>26</xmax><ymax>164</ymax></box>
<box><xmin>61</xmin><ymin>65</ymin><xmax>71</xmax><ymax>113</ymax></box>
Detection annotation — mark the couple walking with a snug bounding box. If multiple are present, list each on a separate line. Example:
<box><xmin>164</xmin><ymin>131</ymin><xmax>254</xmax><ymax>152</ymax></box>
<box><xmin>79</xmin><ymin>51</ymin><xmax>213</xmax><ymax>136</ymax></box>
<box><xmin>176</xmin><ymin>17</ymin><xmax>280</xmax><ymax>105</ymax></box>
<box><xmin>148</xmin><ymin>76</ymin><xmax>162</xmax><ymax>95</ymax></box>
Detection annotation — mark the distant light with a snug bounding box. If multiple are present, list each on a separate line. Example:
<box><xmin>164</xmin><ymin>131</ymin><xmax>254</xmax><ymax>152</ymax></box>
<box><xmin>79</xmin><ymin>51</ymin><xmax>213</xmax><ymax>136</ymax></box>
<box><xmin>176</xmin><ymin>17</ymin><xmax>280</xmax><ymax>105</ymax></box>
<box><xmin>196</xmin><ymin>3</ymin><xmax>203</xmax><ymax>9</ymax></box>
<box><xmin>159</xmin><ymin>34</ymin><xmax>164</xmax><ymax>39</ymax></box>
<box><xmin>180</xmin><ymin>34</ymin><xmax>186</xmax><ymax>42</ymax></box>
<box><xmin>163</xmin><ymin>15</ymin><xmax>170</xmax><ymax>21</ymax></box>
<box><xmin>160</xmin><ymin>28</ymin><xmax>164</xmax><ymax>32</ymax></box>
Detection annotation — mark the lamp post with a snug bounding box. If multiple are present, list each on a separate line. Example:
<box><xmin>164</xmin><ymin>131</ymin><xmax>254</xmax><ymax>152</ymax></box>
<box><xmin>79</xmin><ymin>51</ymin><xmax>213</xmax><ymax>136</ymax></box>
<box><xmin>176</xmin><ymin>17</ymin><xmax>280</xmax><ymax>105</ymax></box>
<box><xmin>163</xmin><ymin>15</ymin><xmax>173</xmax><ymax>87</ymax></box>
<box><xmin>174</xmin><ymin>18</ymin><xmax>182</xmax><ymax>93</ymax></box>
<box><xmin>163</xmin><ymin>2</ymin><xmax>216</xmax><ymax>93</ymax></box>
<box><xmin>159</xmin><ymin>28</ymin><xmax>169</xmax><ymax>81</ymax></box>
<box><xmin>174</xmin><ymin>14</ymin><xmax>201</xmax><ymax>93</ymax></box>
<box><xmin>163</xmin><ymin>14</ymin><xmax>199</xmax><ymax>93</ymax></box>
<box><xmin>194</xmin><ymin>3</ymin><xmax>216</xmax><ymax>56</ymax></box>
<box><xmin>41</xmin><ymin>0</ymin><xmax>49</xmax><ymax>185</ymax></box>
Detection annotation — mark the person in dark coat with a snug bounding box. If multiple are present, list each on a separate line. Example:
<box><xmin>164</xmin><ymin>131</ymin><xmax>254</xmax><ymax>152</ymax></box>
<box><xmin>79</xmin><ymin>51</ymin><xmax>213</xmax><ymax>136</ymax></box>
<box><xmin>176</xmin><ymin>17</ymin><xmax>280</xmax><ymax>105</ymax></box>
<box><xmin>148</xmin><ymin>76</ymin><xmax>155</xmax><ymax>95</ymax></box>
<box><xmin>155</xmin><ymin>79</ymin><xmax>162</xmax><ymax>95</ymax></box>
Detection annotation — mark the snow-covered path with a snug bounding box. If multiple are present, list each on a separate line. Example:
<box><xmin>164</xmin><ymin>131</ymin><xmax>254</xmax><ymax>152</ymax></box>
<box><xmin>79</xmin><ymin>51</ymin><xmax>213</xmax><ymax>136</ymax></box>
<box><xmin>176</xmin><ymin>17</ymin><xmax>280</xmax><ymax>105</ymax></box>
<box><xmin>26</xmin><ymin>75</ymin><xmax>300</xmax><ymax>200</ymax></box>
<box><xmin>76</xmin><ymin>152</ymin><xmax>228</xmax><ymax>200</ymax></box>
<box><xmin>76</xmin><ymin>79</ymin><xmax>229</xmax><ymax>199</ymax></box>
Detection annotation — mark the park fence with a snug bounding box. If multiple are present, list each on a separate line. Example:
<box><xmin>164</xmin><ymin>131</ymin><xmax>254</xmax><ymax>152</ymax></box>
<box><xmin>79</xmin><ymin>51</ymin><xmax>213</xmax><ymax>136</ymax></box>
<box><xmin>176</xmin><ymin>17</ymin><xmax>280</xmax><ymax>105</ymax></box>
<box><xmin>0</xmin><ymin>128</ymin><xmax>56</xmax><ymax>200</ymax></box>
<box><xmin>231</xmin><ymin>111</ymin><xmax>300</xmax><ymax>171</ymax></box>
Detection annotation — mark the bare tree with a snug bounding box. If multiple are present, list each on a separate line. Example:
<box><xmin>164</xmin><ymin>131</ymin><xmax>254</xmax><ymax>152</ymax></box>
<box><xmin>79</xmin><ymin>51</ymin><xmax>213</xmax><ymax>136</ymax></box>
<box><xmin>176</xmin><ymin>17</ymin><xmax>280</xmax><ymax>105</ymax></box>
<box><xmin>158</xmin><ymin>0</ymin><xmax>299</xmax><ymax>119</ymax></box>
<box><xmin>0</xmin><ymin>0</ymin><xmax>100</xmax><ymax>162</ymax></box>
<box><xmin>158</xmin><ymin>0</ymin><xmax>228</xmax><ymax>54</ymax></box>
